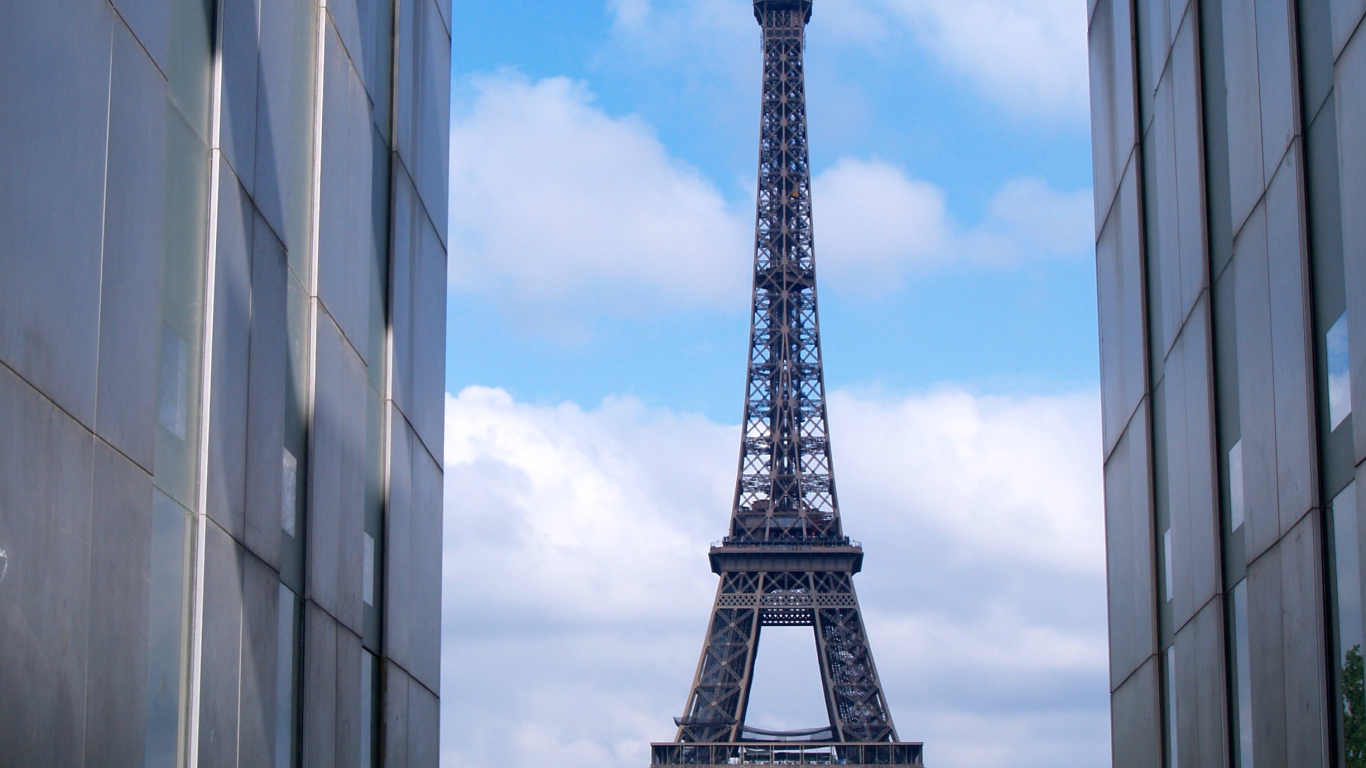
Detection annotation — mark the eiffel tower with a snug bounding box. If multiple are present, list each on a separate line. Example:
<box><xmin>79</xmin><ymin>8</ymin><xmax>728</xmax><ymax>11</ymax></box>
<box><xmin>650</xmin><ymin>2</ymin><xmax>922</xmax><ymax>766</ymax></box>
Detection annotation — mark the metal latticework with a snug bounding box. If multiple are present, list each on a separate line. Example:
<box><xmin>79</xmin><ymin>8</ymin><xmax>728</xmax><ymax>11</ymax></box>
<box><xmin>732</xmin><ymin>0</ymin><xmax>838</xmax><ymax>545</ymax></box>
<box><xmin>653</xmin><ymin>3</ymin><xmax>919</xmax><ymax>765</ymax></box>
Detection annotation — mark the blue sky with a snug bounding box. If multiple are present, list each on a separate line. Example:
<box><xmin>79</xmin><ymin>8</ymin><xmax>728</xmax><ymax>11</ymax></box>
<box><xmin>440</xmin><ymin>2</ymin><xmax>1110</xmax><ymax>767</ymax></box>
<box><xmin>446</xmin><ymin>0</ymin><xmax>1099</xmax><ymax>420</ymax></box>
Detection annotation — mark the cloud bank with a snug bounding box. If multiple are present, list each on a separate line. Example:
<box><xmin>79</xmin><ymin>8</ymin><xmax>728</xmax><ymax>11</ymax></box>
<box><xmin>448</xmin><ymin>73</ymin><xmax>752</xmax><ymax>313</ymax></box>
<box><xmin>448</xmin><ymin>74</ymin><xmax>1092</xmax><ymax>314</ymax></box>
<box><xmin>862</xmin><ymin>0</ymin><xmax>1090</xmax><ymax>119</ymax></box>
<box><xmin>441</xmin><ymin>385</ymin><xmax>1110</xmax><ymax>768</ymax></box>
<box><xmin>607</xmin><ymin>0</ymin><xmax>1090</xmax><ymax>120</ymax></box>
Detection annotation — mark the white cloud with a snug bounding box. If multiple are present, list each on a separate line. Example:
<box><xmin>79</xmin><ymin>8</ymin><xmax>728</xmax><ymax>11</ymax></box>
<box><xmin>866</xmin><ymin>0</ymin><xmax>1091</xmax><ymax>119</ymax></box>
<box><xmin>441</xmin><ymin>384</ymin><xmax>1109</xmax><ymax>768</ymax></box>
<box><xmin>814</xmin><ymin>158</ymin><xmax>1093</xmax><ymax>290</ymax></box>
<box><xmin>814</xmin><ymin>158</ymin><xmax>953</xmax><ymax>280</ymax></box>
<box><xmin>606</xmin><ymin>0</ymin><xmax>1090</xmax><ymax>120</ymax></box>
<box><xmin>447</xmin><ymin>77</ymin><xmax>1091</xmax><ymax>316</ymax></box>
<box><xmin>448</xmin><ymin>73</ymin><xmax>751</xmax><ymax>315</ymax></box>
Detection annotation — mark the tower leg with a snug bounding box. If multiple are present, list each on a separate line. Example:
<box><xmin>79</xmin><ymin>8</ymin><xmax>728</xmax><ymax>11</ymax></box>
<box><xmin>814</xmin><ymin>603</ymin><xmax>898</xmax><ymax>742</ymax></box>
<box><xmin>676</xmin><ymin>572</ymin><xmax>762</xmax><ymax>743</ymax></box>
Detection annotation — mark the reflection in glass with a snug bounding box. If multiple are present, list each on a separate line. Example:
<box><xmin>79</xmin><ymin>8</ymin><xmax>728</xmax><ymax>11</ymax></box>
<box><xmin>146</xmin><ymin>492</ymin><xmax>191</xmax><ymax>768</ymax></box>
<box><xmin>275</xmin><ymin>585</ymin><xmax>299</xmax><ymax>768</ymax></box>
<box><xmin>363</xmin><ymin>384</ymin><xmax>384</xmax><ymax>648</ymax></box>
<box><xmin>281</xmin><ymin>275</ymin><xmax>311</xmax><ymax>591</ymax></box>
<box><xmin>1229</xmin><ymin>440</ymin><xmax>1245</xmax><ymax>530</ymax></box>
<box><xmin>1163</xmin><ymin>528</ymin><xmax>1174</xmax><ymax>603</ymax></box>
<box><xmin>155</xmin><ymin>107</ymin><xmax>210</xmax><ymax>510</ymax></box>
<box><xmin>282</xmin><ymin>448</ymin><xmax>298</xmax><ymax>537</ymax></box>
<box><xmin>1331</xmin><ymin>483</ymin><xmax>1365</xmax><ymax>767</ymax></box>
<box><xmin>363</xmin><ymin>532</ymin><xmax>376</xmax><ymax>607</ymax></box>
<box><xmin>1329</xmin><ymin>313</ymin><xmax>1353</xmax><ymax>431</ymax></box>
<box><xmin>1230</xmin><ymin>580</ymin><xmax>1253</xmax><ymax>768</ymax></box>
<box><xmin>158</xmin><ymin>326</ymin><xmax>189</xmax><ymax>439</ymax></box>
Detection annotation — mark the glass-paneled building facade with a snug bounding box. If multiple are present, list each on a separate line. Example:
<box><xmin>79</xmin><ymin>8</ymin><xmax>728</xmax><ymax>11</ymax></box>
<box><xmin>1091</xmin><ymin>0</ymin><xmax>1366</xmax><ymax>765</ymax></box>
<box><xmin>0</xmin><ymin>0</ymin><xmax>449</xmax><ymax>764</ymax></box>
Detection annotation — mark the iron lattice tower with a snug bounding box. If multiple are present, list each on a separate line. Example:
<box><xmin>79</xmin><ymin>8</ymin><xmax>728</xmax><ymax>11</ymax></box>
<box><xmin>651</xmin><ymin>2</ymin><xmax>922</xmax><ymax>765</ymax></box>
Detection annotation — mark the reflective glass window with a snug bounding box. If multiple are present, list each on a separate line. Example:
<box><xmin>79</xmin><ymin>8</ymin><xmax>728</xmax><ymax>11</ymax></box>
<box><xmin>360</xmin><ymin>650</ymin><xmax>380</xmax><ymax>767</ymax></box>
<box><xmin>1163</xmin><ymin>528</ymin><xmax>1174</xmax><ymax>603</ymax></box>
<box><xmin>1230</xmin><ymin>579</ymin><xmax>1253</xmax><ymax>768</ymax></box>
<box><xmin>275</xmin><ymin>585</ymin><xmax>300</xmax><ymax>768</ymax></box>
<box><xmin>1165</xmin><ymin>645</ymin><xmax>1178</xmax><ymax>768</ymax></box>
<box><xmin>282</xmin><ymin>447</ymin><xmax>298</xmax><ymax>537</ymax></box>
<box><xmin>1329</xmin><ymin>313</ymin><xmax>1352</xmax><ymax>430</ymax></box>
<box><xmin>146</xmin><ymin>491</ymin><xmax>192</xmax><ymax>768</ymax></box>
<box><xmin>1330</xmin><ymin>483</ymin><xmax>1364</xmax><ymax>765</ymax></box>
<box><xmin>1228</xmin><ymin>440</ymin><xmax>1245</xmax><ymax>530</ymax></box>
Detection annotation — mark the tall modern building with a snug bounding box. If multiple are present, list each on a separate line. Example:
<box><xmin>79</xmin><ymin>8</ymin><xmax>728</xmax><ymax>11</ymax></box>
<box><xmin>1090</xmin><ymin>0</ymin><xmax>1365</xmax><ymax>765</ymax></box>
<box><xmin>0</xmin><ymin>0</ymin><xmax>448</xmax><ymax>766</ymax></box>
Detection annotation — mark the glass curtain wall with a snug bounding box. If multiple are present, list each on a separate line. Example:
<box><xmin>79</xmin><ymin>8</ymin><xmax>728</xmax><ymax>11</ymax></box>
<box><xmin>146</xmin><ymin>0</ymin><xmax>216</xmax><ymax>762</ymax></box>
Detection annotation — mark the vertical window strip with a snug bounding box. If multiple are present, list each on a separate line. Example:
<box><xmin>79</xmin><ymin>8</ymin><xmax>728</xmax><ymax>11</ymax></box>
<box><xmin>1328</xmin><ymin>313</ymin><xmax>1352</xmax><ymax>431</ymax></box>
<box><xmin>274</xmin><ymin>586</ymin><xmax>300</xmax><ymax>768</ymax></box>
<box><xmin>1164</xmin><ymin>528</ymin><xmax>1175</xmax><ymax>603</ymax></box>
<box><xmin>1228</xmin><ymin>440</ymin><xmax>1245</xmax><ymax>530</ymax></box>
<box><xmin>1230</xmin><ymin>580</ymin><xmax>1253</xmax><ymax>768</ymax></box>
<box><xmin>1165</xmin><ymin>645</ymin><xmax>1179</xmax><ymax>768</ymax></box>
<box><xmin>1331</xmin><ymin>483</ymin><xmax>1364</xmax><ymax>764</ymax></box>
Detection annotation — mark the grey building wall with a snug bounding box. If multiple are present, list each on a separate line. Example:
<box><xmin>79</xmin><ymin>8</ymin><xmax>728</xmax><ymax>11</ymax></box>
<box><xmin>0</xmin><ymin>0</ymin><xmax>449</xmax><ymax>766</ymax></box>
<box><xmin>1091</xmin><ymin>0</ymin><xmax>1366</xmax><ymax>765</ymax></box>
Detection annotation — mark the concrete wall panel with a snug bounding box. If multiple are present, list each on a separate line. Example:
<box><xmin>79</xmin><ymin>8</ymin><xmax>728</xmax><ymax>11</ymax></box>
<box><xmin>1090</xmin><ymin>0</ymin><xmax>1138</xmax><ymax>233</ymax></box>
<box><xmin>239</xmin><ymin>551</ymin><xmax>281</xmax><ymax>767</ymax></box>
<box><xmin>221</xmin><ymin>0</ymin><xmax>260</xmax><ymax>195</ymax></box>
<box><xmin>1106</xmin><ymin>400</ymin><xmax>1157</xmax><ymax>687</ymax></box>
<box><xmin>84</xmin><ymin>441</ymin><xmax>152</xmax><ymax>768</ymax></box>
<box><xmin>384</xmin><ymin>660</ymin><xmax>411</xmax><ymax>768</ymax></box>
<box><xmin>1099</xmin><ymin>163</ymin><xmax>1149</xmax><ymax>458</ymax></box>
<box><xmin>304</xmin><ymin>603</ymin><xmax>338</xmax><ymax>768</ymax></box>
<box><xmin>310</xmin><ymin>310</ymin><xmax>367</xmax><ymax>633</ymax></box>
<box><xmin>1234</xmin><ymin>206</ymin><xmax>1281</xmax><ymax>559</ymax></box>
<box><xmin>1112</xmin><ymin>656</ymin><xmax>1162</xmax><ymax>768</ymax></box>
<box><xmin>1264</xmin><ymin>154</ymin><xmax>1318</xmax><ymax>533</ymax></box>
<box><xmin>98</xmin><ymin>24</ymin><xmax>168</xmax><ymax>472</ymax></box>
<box><xmin>0</xmin><ymin>366</ymin><xmax>94</xmax><ymax>766</ymax></box>
<box><xmin>395</xmin><ymin>0</ymin><xmax>450</xmax><ymax>245</ymax></box>
<box><xmin>0</xmin><ymin>0</ymin><xmax>112</xmax><ymax>427</ymax></box>
<box><xmin>1281</xmin><ymin>514</ymin><xmax>1329</xmax><ymax>767</ymax></box>
<box><xmin>245</xmin><ymin>215</ymin><xmax>289</xmax><ymax>569</ymax></box>
<box><xmin>1222</xmin><ymin>0</ymin><xmax>1267</xmax><ymax>232</ymax></box>
<box><xmin>198</xmin><ymin>523</ymin><xmax>244</xmax><ymax>768</ymax></box>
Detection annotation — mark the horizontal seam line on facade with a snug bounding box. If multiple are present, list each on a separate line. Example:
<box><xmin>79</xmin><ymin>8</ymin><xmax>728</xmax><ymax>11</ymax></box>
<box><xmin>399</xmin><ymin>403</ymin><xmax>443</xmax><ymax>473</ymax></box>
<box><xmin>0</xmin><ymin>356</ymin><xmax>155</xmax><ymax>476</ymax></box>
<box><xmin>1093</xmin><ymin>144</ymin><xmax>1140</xmax><ymax>247</ymax></box>
<box><xmin>1228</xmin><ymin>138</ymin><xmax>1301</xmax><ymax>244</ymax></box>
<box><xmin>1242</xmin><ymin>505</ymin><xmax>1321</xmax><ymax>570</ymax></box>
<box><xmin>323</xmin><ymin>7</ymin><xmax>379</xmax><ymax>117</ymax></box>
<box><xmin>303</xmin><ymin>594</ymin><xmax>369</xmax><ymax>644</ymax></box>
<box><xmin>105</xmin><ymin>0</ymin><xmax>171</xmax><ymax>84</ymax></box>
<box><xmin>1102</xmin><ymin>391</ymin><xmax>1147</xmax><ymax>466</ymax></box>
<box><xmin>386</xmin><ymin>654</ymin><xmax>440</xmax><ymax>699</ymax></box>
<box><xmin>393</xmin><ymin>149</ymin><xmax>449</xmax><ymax>252</ymax></box>
<box><xmin>1158</xmin><ymin>285</ymin><xmax>1212</xmax><ymax>364</ymax></box>
<box><xmin>1337</xmin><ymin>9</ymin><xmax>1366</xmax><ymax>67</ymax></box>
<box><xmin>1109</xmin><ymin>650</ymin><xmax>1160</xmax><ymax>695</ymax></box>
<box><xmin>203</xmin><ymin>497</ymin><xmax>292</xmax><ymax>583</ymax></box>
<box><xmin>1167</xmin><ymin>589</ymin><xmax>1224</xmax><ymax>640</ymax></box>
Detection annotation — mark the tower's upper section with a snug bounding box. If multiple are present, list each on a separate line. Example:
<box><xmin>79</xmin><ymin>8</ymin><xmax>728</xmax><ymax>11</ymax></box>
<box><xmin>753</xmin><ymin>0</ymin><xmax>812</xmax><ymax>24</ymax></box>
<box><xmin>728</xmin><ymin>0</ymin><xmax>843</xmax><ymax>546</ymax></box>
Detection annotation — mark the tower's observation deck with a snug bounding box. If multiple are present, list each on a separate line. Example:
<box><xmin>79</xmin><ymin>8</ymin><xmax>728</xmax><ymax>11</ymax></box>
<box><xmin>650</xmin><ymin>2</ymin><xmax>923</xmax><ymax>765</ymax></box>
